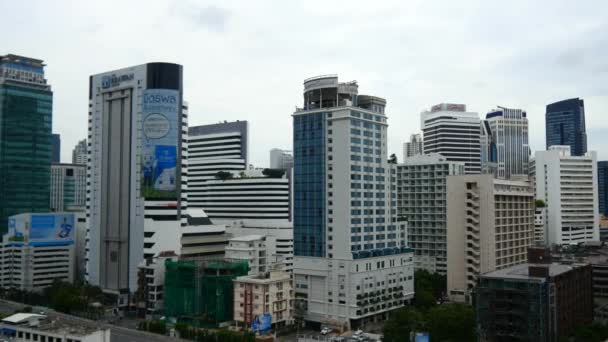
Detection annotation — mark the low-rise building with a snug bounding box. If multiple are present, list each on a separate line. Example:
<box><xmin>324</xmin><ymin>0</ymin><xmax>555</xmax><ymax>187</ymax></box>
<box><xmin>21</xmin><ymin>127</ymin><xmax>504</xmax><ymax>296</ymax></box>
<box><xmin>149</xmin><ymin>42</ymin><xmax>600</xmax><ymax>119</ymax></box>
<box><xmin>1</xmin><ymin>213</ymin><xmax>75</xmax><ymax>291</ymax></box>
<box><xmin>233</xmin><ymin>270</ymin><xmax>293</xmax><ymax>329</ymax></box>
<box><xmin>476</xmin><ymin>248</ymin><xmax>593</xmax><ymax>342</ymax></box>
<box><xmin>136</xmin><ymin>251</ymin><xmax>178</xmax><ymax>318</ymax></box>
<box><xmin>226</xmin><ymin>235</ymin><xmax>268</xmax><ymax>275</ymax></box>
<box><xmin>0</xmin><ymin>313</ymin><xmax>111</xmax><ymax>342</ymax></box>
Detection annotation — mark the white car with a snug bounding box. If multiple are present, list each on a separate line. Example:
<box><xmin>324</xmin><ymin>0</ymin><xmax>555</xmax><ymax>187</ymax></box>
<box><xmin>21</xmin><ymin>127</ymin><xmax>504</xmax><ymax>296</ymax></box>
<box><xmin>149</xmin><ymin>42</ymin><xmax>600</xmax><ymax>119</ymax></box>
<box><xmin>353</xmin><ymin>330</ymin><xmax>363</xmax><ymax>336</ymax></box>
<box><xmin>321</xmin><ymin>327</ymin><xmax>333</xmax><ymax>335</ymax></box>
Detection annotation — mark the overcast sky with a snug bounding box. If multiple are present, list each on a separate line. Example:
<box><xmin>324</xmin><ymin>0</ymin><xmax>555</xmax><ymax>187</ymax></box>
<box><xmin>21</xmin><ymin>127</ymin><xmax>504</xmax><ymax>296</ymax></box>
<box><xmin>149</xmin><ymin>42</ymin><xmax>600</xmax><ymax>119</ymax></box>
<box><xmin>3</xmin><ymin>0</ymin><xmax>607</xmax><ymax>165</ymax></box>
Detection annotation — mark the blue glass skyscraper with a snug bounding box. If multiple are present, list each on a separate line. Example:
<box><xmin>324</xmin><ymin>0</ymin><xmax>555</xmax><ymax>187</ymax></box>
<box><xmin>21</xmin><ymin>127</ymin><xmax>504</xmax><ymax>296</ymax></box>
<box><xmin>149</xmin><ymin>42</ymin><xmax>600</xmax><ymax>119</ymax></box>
<box><xmin>598</xmin><ymin>161</ymin><xmax>608</xmax><ymax>217</ymax></box>
<box><xmin>546</xmin><ymin>98</ymin><xmax>587</xmax><ymax>156</ymax></box>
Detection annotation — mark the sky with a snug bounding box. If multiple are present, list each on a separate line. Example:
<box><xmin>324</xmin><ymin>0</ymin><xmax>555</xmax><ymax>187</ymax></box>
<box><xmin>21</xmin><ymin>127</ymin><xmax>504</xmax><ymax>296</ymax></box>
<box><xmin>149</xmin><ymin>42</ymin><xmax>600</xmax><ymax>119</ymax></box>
<box><xmin>2</xmin><ymin>0</ymin><xmax>608</xmax><ymax>166</ymax></box>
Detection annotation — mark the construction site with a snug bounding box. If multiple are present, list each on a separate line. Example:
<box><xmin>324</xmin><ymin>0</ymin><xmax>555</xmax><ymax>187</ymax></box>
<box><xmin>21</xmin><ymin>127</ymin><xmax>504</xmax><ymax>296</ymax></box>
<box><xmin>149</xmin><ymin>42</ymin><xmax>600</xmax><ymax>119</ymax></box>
<box><xmin>164</xmin><ymin>259</ymin><xmax>249</xmax><ymax>327</ymax></box>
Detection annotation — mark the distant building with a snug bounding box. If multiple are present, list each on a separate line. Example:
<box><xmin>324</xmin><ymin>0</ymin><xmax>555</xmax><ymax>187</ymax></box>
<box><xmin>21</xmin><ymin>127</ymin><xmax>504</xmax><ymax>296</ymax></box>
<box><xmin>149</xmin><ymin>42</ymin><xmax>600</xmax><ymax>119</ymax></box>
<box><xmin>50</xmin><ymin>163</ymin><xmax>86</xmax><ymax>212</ymax></box>
<box><xmin>476</xmin><ymin>248</ymin><xmax>593</xmax><ymax>342</ymax></box>
<box><xmin>396</xmin><ymin>154</ymin><xmax>465</xmax><ymax>274</ymax></box>
<box><xmin>531</xmin><ymin>146</ymin><xmax>599</xmax><ymax>245</ymax></box>
<box><xmin>270</xmin><ymin>148</ymin><xmax>293</xmax><ymax>170</ymax></box>
<box><xmin>598</xmin><ymin>161</ymin><xmax>608</xmax><ymax>217</ymax></box>
<box><xmin>0</xmin><ymin>54</ymin><xmax>53</xmax><ymax>235</ymax></box>
<box><xmin>0</xmin><ymin>313</ymin><xmax>111</xmax><ymax>342</ymax></box>
<box><xmin>233</xmin><ymin>270</ymin><xmax>294</xmax><ymax>329</ymax></box>
<box><xmin>421</xmin><ymin>103</ymin><xmax>481</xmax><ymax>174</ymax></box>
<box><xmin>188</xmin><ymin>121</ymin><xmax>249</xmax><ymax>184</ymax></box>
<box><xmin>534</xmin><ymin>206</ymin><xmax>547</xmax><ymax>246</ymax></box>
<box><xmin>546</xmin><ymin>98</ymin><xmax>587</xmax><ymax>156</ymax></box>
<box><xmin>481</xmin><ymin>106</ymin><xmax>529</xmax><ymax>179</ymax></box>
<box><xmin>447</xmin><ymin>175</ymin><xmax>534</xmax><ymax>303</ymax></box>
<box><xmin>52</xmin><ymin>133</ymin><xmax>60</xmax><ymax>163</ymax></box>
<box><xmin>0</xmin><ymin>213</ymin><xmax>75</xmax><ymax>292</ymax></box>
<box><xmin>71</xmin><ymin>138</ymin><xmax>87</xmax><ymax>165</ymax></box>
<box><xmin>402</xmin><ymin>133</ymin><xmax>423</xmax><ymax>161</ymax></box>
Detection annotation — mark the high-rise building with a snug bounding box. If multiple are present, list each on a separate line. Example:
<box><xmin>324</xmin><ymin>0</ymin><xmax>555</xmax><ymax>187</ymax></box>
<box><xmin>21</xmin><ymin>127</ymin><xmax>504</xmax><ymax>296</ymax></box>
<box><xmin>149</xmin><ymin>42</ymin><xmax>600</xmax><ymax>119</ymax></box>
<box><xmin>50</xmin><ymin>163</ymin><xmax>86</xmax><ymax>212</ymax></box>
<box><xmin>72</xmin><ymin>139</ymin><xmax>87</xmax><ymax>165</ymax></box>
<box><xmin>1</xmin><ymin>213</ymin><xmax>76</xmax><ymax>292</ymax></box>
<box><xmin>188</xmin><ymin>120</ymin><xmax>249</xmax><ymax>185</ymax></box>
<box><xmin>402</xmin><ymin>133</ymin><xmax>423</xmax><ymax>161</ymax></box>
<box><xmin>447</xmin><ymin>174</ymin><xmax>534</xmax><ymax>303</ymax></box>
<box><xmin>52</xmin><ymin>133</ymin><xmax>61</xmax><ymax>163</ymax></box>
<box><xmin>421</xmin><ymin>103</ymin><xmax>481</xmax><ymax>174</ymax></box>
<box><xmin>270</xmin><ymin>148</ymin><xmax>294</xmax><ymax>170</ymax></box>
<box><xmin>0</xmin><ymin>54</ymin><xmax>53</xmax><ymax>235</ymax></box>
<box><xmin>598</xmin><ymin>161</ymin><xmax>608</xmax><ymax>217</ymax></box>
<box><xmin>396</xmin><ymin>154</ymin><xmax>465</xmax><ymax>274</ymax></box>
<box><xmin>546</xmin><ymin>98</ymin><xmax>587</xmax><ymax>156</ymax></box>
<box><xmin>87</xmin><ymin>62</ymin><xmax>188</xmax><ymax>296</ymax></box>
<box><xmin>481</xmin><ymin>106</ymin><xmax>529</xmax><ymax>179</ymax></box>
<box><xmin>292</xmin><ymin>75</ymin><xmax>414</xmax><ymax>328</ymax></box>
<box><xmin>531</xmin><ymin>146</ymin><xmax>599</xmax><ymax>245</ymax></box>
<box><xmin>189</xmin><ymin>168</ymin><xmax>290</xmax><ymax>223</ymax></box>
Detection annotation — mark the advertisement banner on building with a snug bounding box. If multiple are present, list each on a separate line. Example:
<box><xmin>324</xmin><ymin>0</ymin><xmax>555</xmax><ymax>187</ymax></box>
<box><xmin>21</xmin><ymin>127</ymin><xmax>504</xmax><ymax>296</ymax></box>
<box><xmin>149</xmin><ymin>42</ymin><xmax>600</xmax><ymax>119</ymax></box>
<box><xmin>8</xmin><ymin>213</ymin><xmax>74</xmax><ymax>246</ymax></box>
<box><xmin>141</xmin><ymin>89</ymin><xmax>179</xmax><ymax>199</ymax></box>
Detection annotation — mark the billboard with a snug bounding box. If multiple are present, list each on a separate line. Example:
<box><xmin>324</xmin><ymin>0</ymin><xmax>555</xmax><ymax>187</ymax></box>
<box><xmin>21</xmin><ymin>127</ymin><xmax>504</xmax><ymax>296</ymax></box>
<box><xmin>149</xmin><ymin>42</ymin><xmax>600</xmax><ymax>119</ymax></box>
<box><xmin>251</xmin><ymin>313</ymin><xmax>272</xmax><ymax>333</ymax></box>
<box><xmin>8</xmin><ymin>213</ymin><xmax>75</xmax><ymax>246</ymax></box>
<box><xmin>141</xmin><ymin>89</ymin><xmax>180</xmax><ymax>199</ymax></box>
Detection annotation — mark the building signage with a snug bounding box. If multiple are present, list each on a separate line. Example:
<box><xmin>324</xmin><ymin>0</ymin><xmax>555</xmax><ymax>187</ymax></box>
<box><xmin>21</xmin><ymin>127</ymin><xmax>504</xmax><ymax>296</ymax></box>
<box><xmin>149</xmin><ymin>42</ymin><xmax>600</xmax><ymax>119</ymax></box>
<box><xmin>101</xmin><ymin>73</ymin><xmax>134</xmax><ymax>89</ymax></box>
<box><xmin>141</xmin><ymin>89</ymin><xmax>179</xmax><ymax>199</ymax></box>
<box><xmin>8</xmin><ymin>213</ymin><xmax>75</xmax><ymax>246</ymax></box>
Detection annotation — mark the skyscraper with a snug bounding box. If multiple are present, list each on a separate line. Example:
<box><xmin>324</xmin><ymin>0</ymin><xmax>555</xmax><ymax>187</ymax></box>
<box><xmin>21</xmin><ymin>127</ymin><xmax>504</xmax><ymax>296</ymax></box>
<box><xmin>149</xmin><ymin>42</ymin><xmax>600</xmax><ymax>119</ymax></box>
<box><xmin>598</xmin><ymin>161</ymin><xmax>608</xmax><ymax>217</ymax></box>
<box><xmin>52</xmin><ymin>133</ymin><xmax>61</xmax><ymax>163</ymax></box>
<box><xmin>87</xmin><ymin>62</ymin><xmax>186</xmax><ymax>295</ymax></box>
<box><xmin>481</xmin><ymin>106</ymin><xmax>529</xmax><ymax>179</ymax></box>
<box><xmin>402</xmin><ymin>133</ymin><xmax>423</xmax><ymax>160</ymax></box>
<box><xmin>531</xmin><ymin>146</ymin><xmax>599</xmax><ymax>245</ymax></box>
<box><xmin>546</xmin><ymin>98</ymin><xmax>587</xmax><ymax>156</ymax></box>
<box><xmin>72</xmin><ymin>139</ymin><xmax>87</xmax><ymax>165</ymax></box>
<box><xmin>396</xmin><ymin>154</ymin><xmax>465</xmax><ymax>274</ymax></box>
<box><xmin>0</xmin><ymin>54</ymin><xmax>53</xmax><ymax>234</ymax></box>
<box><xmin>293</xmin><ymin>75</ymin><xmax>414</xmax><ymax>328</ymax></box>
<box><xmin>421</xmin><ymin>103</ymin><xmax>481</xmax><ymax>174</ymax></box>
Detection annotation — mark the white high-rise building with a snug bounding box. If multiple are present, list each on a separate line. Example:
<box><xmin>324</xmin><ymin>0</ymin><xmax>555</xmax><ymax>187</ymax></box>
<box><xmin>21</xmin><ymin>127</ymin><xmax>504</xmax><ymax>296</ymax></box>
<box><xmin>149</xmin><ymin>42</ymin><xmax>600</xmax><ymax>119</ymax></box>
<box><xmin>446</xmin><ymin>175</ymin><xmax>534</xmax><ymax>303</ymax></box>
<box><xmin>72</xmin><ymin>139</ymin><xmax>87</xmax><ymax>165</ymax></box>
<box><xmin>531</xmin><ymin>146</ymin><xmax>599</xmax><ymax>245</ymax></box>
<box><xmin>421</xmin><ymin>103</ymin><xmax>481</xmax><ymax>174</ymax></box>
<box><xmin>50</xmin><ymin>163</ymin><xmax>86</xmax><ymax>212</ymax></box>
<box><xmin>87</xmin><ymin>63</ymin><xmax>190</xmax><ymax>297</ymax></box>
<box><xmin>270</xmin><ymin>148</ymin><xmax>294</xmax><ymax>170</ymax></box>
<box><xmin>396</xmin><ymin>154</ymin><xmax>465</xmax><ymax>274</ymax></box>
<box><xmin>402</xmin><ymin>133</ymin><xmax>423</xmax><ymax>160</ymax></box>
<box><xmin>188</xmin><ymin>121</ymin><xmax>248</xmax><ymax>186</ymax></box>
<box><xmin>293</xmin><ymin>75</ymin><xmax>414</xmax><ymax>329</ymax></box>
<box><xmin>481</xmin><ymin>106</ymin><xmax>530</xmax><ymax>179</ymax></box>
<box><xmin>189</xmin><ymin>169</ymin><xmax>290</xmax><ymax>223</ymax></box>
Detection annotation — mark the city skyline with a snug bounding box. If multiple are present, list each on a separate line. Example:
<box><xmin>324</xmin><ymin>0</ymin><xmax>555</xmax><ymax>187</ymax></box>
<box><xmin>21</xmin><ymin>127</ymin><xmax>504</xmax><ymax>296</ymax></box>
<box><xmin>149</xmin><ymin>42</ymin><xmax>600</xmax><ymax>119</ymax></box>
<box><xmin>2</xmin><ymin>1</ymin><xmax>607</xmax><ymax>167</ymax></box>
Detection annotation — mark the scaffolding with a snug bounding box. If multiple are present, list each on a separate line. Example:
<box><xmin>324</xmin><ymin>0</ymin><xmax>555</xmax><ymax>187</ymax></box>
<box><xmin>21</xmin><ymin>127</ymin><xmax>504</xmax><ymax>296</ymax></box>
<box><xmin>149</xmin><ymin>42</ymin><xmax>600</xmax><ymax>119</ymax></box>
<box><xmin>164</xmin><ymin>259</ymin><xmax>249</xmax><ymax>326</ymax></box>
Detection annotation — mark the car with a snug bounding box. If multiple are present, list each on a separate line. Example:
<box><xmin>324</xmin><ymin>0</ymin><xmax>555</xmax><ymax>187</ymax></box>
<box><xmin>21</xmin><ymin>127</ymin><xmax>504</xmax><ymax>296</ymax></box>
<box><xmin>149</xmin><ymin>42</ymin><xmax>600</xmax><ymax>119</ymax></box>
<box><xmin>353</xmin><ymin>330</ymin><xmax>363</xmax><ymax>336</ymax></box>
<box><xmin>321</xmin><ymin>327</ymin><xmax>333</xmax><ymax>335</ymax></box>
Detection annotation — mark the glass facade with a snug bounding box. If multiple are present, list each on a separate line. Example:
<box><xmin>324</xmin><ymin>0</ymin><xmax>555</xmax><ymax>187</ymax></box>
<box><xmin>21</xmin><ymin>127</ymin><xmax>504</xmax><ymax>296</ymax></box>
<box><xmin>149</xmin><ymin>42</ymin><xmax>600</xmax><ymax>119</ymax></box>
<box><xmin>546</xmin><ymin>98</ymin><xmax>587</xmax><ymax>156</ymax></box>
<box><xmin>0</xmin><ymin>84</ymin><xmax>53</xmax><ymax>234</ymax></box>
<box><xmin>599</xmin><ymin>161</ymin><xmax>608</xmax><ymax>216</ymax></box>
<box><xmin>293</xmin><ymin>112</ymin><xmax>326</xmax><ymax>257</ymax></box>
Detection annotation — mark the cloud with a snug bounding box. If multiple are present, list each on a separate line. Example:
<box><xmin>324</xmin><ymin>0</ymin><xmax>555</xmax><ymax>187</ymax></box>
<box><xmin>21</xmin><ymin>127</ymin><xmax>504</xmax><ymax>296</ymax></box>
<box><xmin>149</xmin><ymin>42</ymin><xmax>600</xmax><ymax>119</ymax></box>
<box><xmin>173</xmin><ymin>3</ymin><xmax>231</xmax><ymax>32</ymax></box>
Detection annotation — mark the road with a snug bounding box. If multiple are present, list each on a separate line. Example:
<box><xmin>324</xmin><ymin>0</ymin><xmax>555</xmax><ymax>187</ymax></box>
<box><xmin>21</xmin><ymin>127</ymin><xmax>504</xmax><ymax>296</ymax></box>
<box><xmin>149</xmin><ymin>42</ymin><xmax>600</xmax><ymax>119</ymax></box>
<box><xmin>0</xmin><ymin>299</ymin><xmax>185</xmax><ymax>342</ymax></box>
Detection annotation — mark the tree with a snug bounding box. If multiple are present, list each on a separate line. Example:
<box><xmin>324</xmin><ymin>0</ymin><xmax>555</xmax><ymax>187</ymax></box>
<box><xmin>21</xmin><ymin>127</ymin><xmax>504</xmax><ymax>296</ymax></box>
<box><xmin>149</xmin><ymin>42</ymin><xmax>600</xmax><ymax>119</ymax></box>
<box><xmin>215</xmin><ymin>171</ymin><xmax>233</xmax><ymax>180</ymax></box>
<box><xmin>388</xmin><ymin>153</ymin><xmax>398</xmax><ymax>164</ymax></box>
<box><xmin>535</xmin><ymin>199</ymin><xmax>546</xmax><ymax>208</ymax></box>
<box><xmin>383</xmin><ymin>307</ymin><xmax>424</xmax><ymax>342</ymax></box>
<box><xmin>426</xmin><ymin>304</ymin><xmax>475</xmax><ymax>342</ymax></box>
<box><xmin>262</xmin><ymin>168</ymin><xmax>286</xmax><ymax>178</ymax></box>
